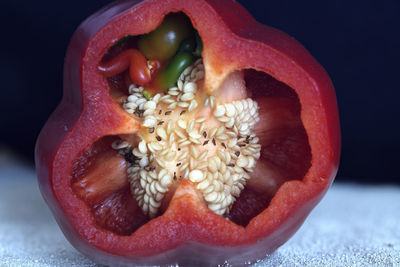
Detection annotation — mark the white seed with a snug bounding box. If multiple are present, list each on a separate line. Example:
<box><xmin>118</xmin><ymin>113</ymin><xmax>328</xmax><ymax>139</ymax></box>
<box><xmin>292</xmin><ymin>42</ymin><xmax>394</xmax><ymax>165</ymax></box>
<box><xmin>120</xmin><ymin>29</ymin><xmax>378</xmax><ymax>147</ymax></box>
<box><xmin>224</xmin><ymin>151</ymin><xmax>231</xmax><ymax>164</ymax></box>
<box><xmin>165</xmin><ymin>151</ymin><xmax>176</xmax><ymax>161</ymax></box>
<box><xmin>139</xmin><ymin>156</ymin><xmax>148</xmax><ymax>167</ymax></box>
<box><xmin>225</xmin><ymin>103</ymin><xmax>236</xmax><ymax>117</ymax></box>
<box><xmin>160</xmin><ymin>148</ymin><xmax>169</xmax><ymax>156</ymax></box>
<box><xmin>179</xmin><ymin>162</ymin><xmax>189</xmax><ymax>172</ymax></box>
<box><xmin>217</xmin><ymin>150</ymin><xmax>226</xmax><ymax>162</ymax></box>
<box><xmin>136</xmin><ymin>98</ymin><xmax>147</xmax><ymax>105</ymax></box>
<box><xmin>177</xmin><ymin>119</ymin><xmax>186</xmax><ymax>129</ymax></box>
<box><xmin>226</xmin><ymin>131</ymin><xmax>236</xmax><ymax>138</ymax></box>
<box><xmin>132</xmin><ymin>148</ymin><xmax>144</xmax><ymax>157</ymax></box>
<box><xmin>125</xmin><ymin>102</ymin><xmax>137</xmax><ymax>109</ymax></box>
<box><xmin>186</xmin><ymin>119</ymin><xmax>195</xmax><ymax>133</ymax></box>
<box><xmin>183</xmin><ymin>168</ymin><xmax>190</xmax><ymax>179</ymax></box>
<box><xmin>209</xmin><ymin>128</ymin><xmax>217</xmax><ymax>139</ymax></box>
<box><xmin>177</xmin><ymin>150</ymin><xmax>189</xmax><ymax>161</ymax></box>
<box><xmin>169</xmin><ymin>132</ymin><xmax>175</xmax><ymax>146</ymax></box>
<box><xmin>219</xmin><ymin>162</ymin><xmax>227</xmax><ymax>174</ymax></box>
<box><xmin>196</xmin><ymin>117</ymin><xmax>206</xmax><ymax>123</ymax></box>
<box><xmin>177</xmin><ymin>80</ymin><xmax>183</xmax><ymax>90</ymax></box>
<box><xmin>181</xmin><ymin>93</ymin><xmax>194</xmax><ymax>101</ymax></box>
<box><xmin>155</xmin><ymin>192</ymin><xmax>164</xmax><ymax>201</ymax></box>
<box><xmin>150</xmin><ymin>197</ymin><xmax>161</xmax><ymax>208</ymax></box>
<box><xmin>112</xmin><ymin>140</ymin><xmax>129</xmax><ymax>150</ymax></box>
<box><xmin>156</xmin><ymin>127</ymin><xmax>167</xmax><ymax>140</ymax></box>
<box><xmin>214</xmin><ymin>157</ymin><xmax>221</xmax><ymax>169</ymax></box>
<box><xmin>234</xmin><ymin>101</ymin><xmax>243</xmax><ymax>112</ymax></box>
<box><xmin>189</xmin><ymin>170</ymin><xmax>204</xmax><ymax>182</ymax></box>
<box><xmin>177</xmin><ymin>102</ymin><xmax>189</xmax><ymax>108</ymax></box>
<box><xmin>188</xmin><ymin>100</ymin><xmax>198</xmax><ymax>112</ymax></box>
<box><xmin>149</xmin><ymin>142</ymin><xmax>162</xmax><ymax>151</ymax></box>
<box><xmin>246</xmin><ymin>156</ymin><xmax>256</xmax><ymax>169</ymax></box>
<box><xmin>197</xmin><ymin>161</ymin><xmax>208</xmax><ymax>169</ymax></box>
<box><xmin>208</xmin><ymin>157</ymin><xmax>218</xmax><ymax>173</ymax></box>
<box><xmin>189</xmin><ymin>145</ymin><xmax>198</xmax><ymax>158</ymax></box>
<box><xmin>226</xmin><ymin>118</ymin><xmax>235</xmax><ymax>128</ymax></box>
<box><xmin>189</xmin><ymin>137</ymin><xmax>202</xmax><ymax>145</ymax></box>
<box><xmin>149</xmin><ymin>182</ymin><xmax>157</xmax><ymax>195</ymax></box>
<box><xmin>174</xmin><ymin>129</ymin><xmax>186</xmax><ymax>138</ymax></box>
<box><xmin>144</xmin><ymin>101</ymin><xmax>156</xmax><ymax>110</ymax></box>
<box><xmin>160</xmin><ymin>174</ymin><xmax>172</xmax><ymax>187</ymax></box>
<box><xmin>213</xmin><ymin>105</ymin><xmax>226</xmax><ymax>117</ymax></box>
<box><xmin>155</xmin><ymin>158</ymin><xmax>166</xmax><ymax>168</ymax></box>
<box><xmin>198</xmin><ymin>150</ymin><xmax>207</xmax><ymax>161</ymax></box>
<box><xmin>217</xmin><ymin>116</ymin><xmax>230</xmax><ymax>123</ymax></box>
<box><xmin>143</xmin><ymin>109</ymin><xmax>155</xmax><ymax>116</ymax></box>
<box><xmin>183</xmin><ymin>82</ymin><xmax>197</xmax><ymax>93</ymax></box>
<box><xmin>183</xmin><ymin>66</ymin><xmax>193</xmax><ymax>76</ymax></box>
<box><xmin>124</xmin><ymin>108</ymin><xmax>134</xmax><ymax>114</ymax></box>
<box><xmin>197</xmin><ymin>179</ymin><xmax>210</xmax><ymax>190</ymax></box>
<box><xmin>127</xmin><ymin>95</ymin><xmax>138</xmax><ymax>102</ymax></box>
<box><xmin>216</xmin><ymin>126</ymin><xmax>225</xmax><ymax>136</ymax></box>
<box><xmin>203</xmin><ymin>96</ymin><xmax>209</xmax><ymax>107</ymax></box>
<box><xmin>179</xmin><ymin>140</ymin><xmax>191</xmax><ymax>147</ymax></box>
<box><xmin>236</xmin><ymin>155</ymin><xmax>249</xmax><ymax>168</ymax></box>
<box><xmin>143</xmin><ymin>116</ymin><xmax>157</xmax><ymax>127</ymax></box>
<box><xmin>205</xmin><ymin>192</ymin><xmax>218</xmax><ymax>203</ymax></box>
<box><xmin>168</xmin><ymin>90</ymin><xmax>179</xmax><ymax>96</ymax></box>
<box><xmin>216</xmin><ymin>134</ymin><xmax>229</xmax><ymax>141</ymax></box>
<box><xmin>158</xmin><ymin>169</ymin><xmax>168</xmax><ymax>179</ymax></box>
<box><xmin>189</xmin><ymin>130</ymin><xmax>202</xmax><ymax>139</ymax></box>
<box><xmin>189</xmin><ymin>157</ymin><xmax>196</xmax><ymax>170</ymax></box>
<box><xmin>167</xmin><ymin>120</ymin><xmax>173</xmax><ymax>134</ymax></box>
<box><xmin>148</xmin><ymin>171</ymin><xmax>157</xmax><ymax>179</ymax></box>
<box><xmin>209</xmin><ymin>96</ymin><xmax>215</xmax><ymax>108</ymax></box>
<box><xmin>162</xmin><ymin>98</ymin><xmax>175</xmax><ymax>104</ymax></box>
<box><xmin>196</xmin><ymin>70</ymin><xmax>204</xmax><ymax>80</ymax></box>
<box><xmin>155</xmin><ymin>182</ymin><xmax>167</xmax><ymax>193</ymax></box>
<box><xmin>153</xmin><ymin>93</ymin><xmax>161</xmax><ymax>103</ymax></box>
<box><xmin>177</xmin><ymin>137</ymin><xmax>188</xmax><ymax>144</ymax></box>
<box><xmin>167</xmin><ymin>102</ymin><xmax>177</xmax><ymax>109</ymax></box>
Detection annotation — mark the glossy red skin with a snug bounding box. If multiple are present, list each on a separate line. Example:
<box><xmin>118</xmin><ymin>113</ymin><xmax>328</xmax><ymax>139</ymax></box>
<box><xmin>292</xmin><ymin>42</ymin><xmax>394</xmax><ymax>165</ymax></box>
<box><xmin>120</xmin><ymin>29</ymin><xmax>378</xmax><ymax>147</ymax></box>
<box><xmin>35</xmin><ymin>0</ymin><xmax>340</xmax><ymax>265</ymax></box>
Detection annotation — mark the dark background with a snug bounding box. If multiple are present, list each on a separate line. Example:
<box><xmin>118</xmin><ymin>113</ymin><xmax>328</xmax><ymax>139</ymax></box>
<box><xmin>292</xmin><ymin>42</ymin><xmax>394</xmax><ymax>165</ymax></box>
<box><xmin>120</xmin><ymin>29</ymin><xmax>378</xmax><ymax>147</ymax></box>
<box><xmin>0</xmin><ymin>0</ymin><xmax>399</xmax><ymax>184</ymax></box>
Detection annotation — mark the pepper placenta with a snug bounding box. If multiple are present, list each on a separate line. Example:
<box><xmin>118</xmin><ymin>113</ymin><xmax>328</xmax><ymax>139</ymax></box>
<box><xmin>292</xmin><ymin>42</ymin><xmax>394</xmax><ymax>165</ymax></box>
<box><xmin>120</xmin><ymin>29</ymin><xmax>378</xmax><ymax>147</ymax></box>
<box><xmin>35</xmin><ymin>0</ymin><xmax>340</xmax><ymax>266</ymax></box>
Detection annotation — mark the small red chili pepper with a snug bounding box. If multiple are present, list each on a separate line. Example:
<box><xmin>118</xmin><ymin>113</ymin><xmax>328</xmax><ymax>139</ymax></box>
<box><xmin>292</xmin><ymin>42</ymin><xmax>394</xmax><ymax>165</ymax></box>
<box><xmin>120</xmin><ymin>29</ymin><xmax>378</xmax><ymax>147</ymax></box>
<box><xmin>98</xmin><ymin>49</ymin><xmax>153</xmax><ymax>86</ymax></box>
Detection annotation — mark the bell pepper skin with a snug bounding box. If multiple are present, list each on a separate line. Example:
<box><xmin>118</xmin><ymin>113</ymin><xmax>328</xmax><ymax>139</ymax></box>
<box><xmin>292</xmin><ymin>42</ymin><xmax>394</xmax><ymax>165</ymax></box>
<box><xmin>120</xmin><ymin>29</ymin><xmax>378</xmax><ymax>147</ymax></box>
<box><xmin>35</xmin><ymin>0</ymin><xmax>340</xmax><ymax>266</ymax></box>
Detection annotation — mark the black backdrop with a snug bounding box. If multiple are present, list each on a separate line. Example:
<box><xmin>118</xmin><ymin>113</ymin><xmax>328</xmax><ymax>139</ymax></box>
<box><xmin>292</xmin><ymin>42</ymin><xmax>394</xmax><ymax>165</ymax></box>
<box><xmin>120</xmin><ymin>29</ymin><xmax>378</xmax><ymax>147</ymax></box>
<box><xmin>1</xmin><ymin>0</ymin><xmax>399</xmax><ymax>184</ymax></box>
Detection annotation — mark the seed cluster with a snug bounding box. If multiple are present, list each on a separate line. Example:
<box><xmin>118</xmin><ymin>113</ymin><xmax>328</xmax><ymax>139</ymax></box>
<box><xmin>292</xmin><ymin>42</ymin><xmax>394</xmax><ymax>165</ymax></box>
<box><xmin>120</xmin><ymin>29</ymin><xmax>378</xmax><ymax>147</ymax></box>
<box><xmin>113</xmin><ymin>60</ymin><xmax>261</xmax><ymax>218</ymax></box>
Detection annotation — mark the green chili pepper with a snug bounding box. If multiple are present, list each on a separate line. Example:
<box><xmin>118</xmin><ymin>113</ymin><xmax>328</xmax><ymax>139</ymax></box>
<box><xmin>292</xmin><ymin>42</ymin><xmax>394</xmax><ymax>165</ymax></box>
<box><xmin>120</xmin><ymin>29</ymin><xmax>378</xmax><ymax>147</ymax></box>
<box><xmin>138</xmin><ymin>13</ymin><xmax>194</xmax><ymax>62</ymax></box>
<box><xmin>193</xmin><ymin>32</ymin><xmax>203</xmax><ymax>57</ymax></box>
<box><xmin>177</xmin><ymin>38</ymin><xmax>196</xmax><ymax>54</ymax></box>
<box><xmin>155</xmin><ymin>51</ymin><xmax>195</xmax><ymax>92</ymax></box>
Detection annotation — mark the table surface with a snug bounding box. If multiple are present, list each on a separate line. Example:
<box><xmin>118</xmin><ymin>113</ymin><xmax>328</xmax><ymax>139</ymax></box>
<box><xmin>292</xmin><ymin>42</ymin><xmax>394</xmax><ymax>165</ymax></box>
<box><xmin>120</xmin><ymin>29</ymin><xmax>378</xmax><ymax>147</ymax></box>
<box><xmin>1</xmin><ymin>162</ymin><xmax>399</xmax><ymax>267</ymax></box>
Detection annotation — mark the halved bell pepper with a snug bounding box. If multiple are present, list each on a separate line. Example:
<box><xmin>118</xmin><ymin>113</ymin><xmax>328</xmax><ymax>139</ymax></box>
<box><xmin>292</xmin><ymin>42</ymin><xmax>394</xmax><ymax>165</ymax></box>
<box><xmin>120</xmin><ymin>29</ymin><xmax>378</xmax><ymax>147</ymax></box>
<box><xmin>35</xmin><ymin>0</ymin><xmax>340</xmax><ymax>265</ymax></box>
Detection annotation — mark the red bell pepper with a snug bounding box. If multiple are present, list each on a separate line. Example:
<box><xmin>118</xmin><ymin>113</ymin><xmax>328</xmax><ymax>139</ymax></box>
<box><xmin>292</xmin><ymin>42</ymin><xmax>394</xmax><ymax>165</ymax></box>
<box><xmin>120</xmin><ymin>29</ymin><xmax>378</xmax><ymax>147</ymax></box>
<box><xmin>35</xmin><ymin>0</ymin><xmax>340</xmax><ymax>265</ymax></box>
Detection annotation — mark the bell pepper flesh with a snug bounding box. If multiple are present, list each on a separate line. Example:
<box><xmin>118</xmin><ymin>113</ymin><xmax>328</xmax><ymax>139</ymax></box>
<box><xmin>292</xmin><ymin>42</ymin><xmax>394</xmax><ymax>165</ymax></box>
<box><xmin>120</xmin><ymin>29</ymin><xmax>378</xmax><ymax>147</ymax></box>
<box><xmin>35</xmin><ymin>0</ymin><xmax>340</xmax><ymax>266</ymax></box>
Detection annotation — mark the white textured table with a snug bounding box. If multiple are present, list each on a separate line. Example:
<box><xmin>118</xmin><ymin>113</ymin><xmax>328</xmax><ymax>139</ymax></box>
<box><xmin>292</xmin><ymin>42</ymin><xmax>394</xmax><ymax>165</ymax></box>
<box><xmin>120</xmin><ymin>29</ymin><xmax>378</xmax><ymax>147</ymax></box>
<box><xmin>1</xmin><ymin>162</ymin><xmax>399</xmax><ymax>266</ymax></box>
